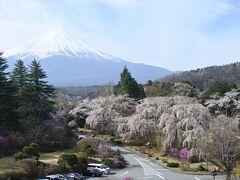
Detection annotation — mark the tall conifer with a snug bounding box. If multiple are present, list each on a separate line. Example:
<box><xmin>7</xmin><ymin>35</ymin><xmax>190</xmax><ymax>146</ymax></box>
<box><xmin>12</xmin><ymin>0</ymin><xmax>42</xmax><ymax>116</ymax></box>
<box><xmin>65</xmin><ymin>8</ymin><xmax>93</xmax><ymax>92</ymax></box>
<box><xmin>0</xmin><ymin>52</ymin><xmax>16</xmax><ymax>130</ymax></box>
<box><xmin>119</xmin><ymin>66</ymin><xmax>145</xmax><ymax>99</ymax></box>
<box><xmin>27</xmin><ymin>59</ymin><xmax>55</xmax><ymax>126</ymax></box>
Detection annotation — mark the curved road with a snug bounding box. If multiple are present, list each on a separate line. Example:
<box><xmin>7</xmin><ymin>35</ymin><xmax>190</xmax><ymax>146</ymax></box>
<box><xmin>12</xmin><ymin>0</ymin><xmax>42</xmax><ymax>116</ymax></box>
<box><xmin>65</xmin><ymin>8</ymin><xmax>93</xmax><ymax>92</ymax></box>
<box><xmin>92</xmin><ymin>146</ymin><xmax>224</xmax><ymax>180</ymax></box>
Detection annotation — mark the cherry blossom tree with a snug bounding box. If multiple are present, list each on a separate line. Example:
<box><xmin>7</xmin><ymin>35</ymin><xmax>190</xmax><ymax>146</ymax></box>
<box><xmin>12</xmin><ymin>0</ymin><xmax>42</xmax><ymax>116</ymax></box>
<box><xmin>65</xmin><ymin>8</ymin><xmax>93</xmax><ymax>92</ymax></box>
<box><xmin>97</xmin><ymin>142</ymin><xmax>111</xmax><ymax>160</ymax></box>
<box><xmin>205</xmin><ymin>89</ymin><xmax>240</xmax><ymax>116</ymax></box>
<box><xmin>198</xmin><ymin>116</ymin><xmax>240</xmax><ymax>180</ymax></box>
<box><xmin>71</xmin><ymin>95</ymin><xmax>212</xmax><ymax>150</ymax></box>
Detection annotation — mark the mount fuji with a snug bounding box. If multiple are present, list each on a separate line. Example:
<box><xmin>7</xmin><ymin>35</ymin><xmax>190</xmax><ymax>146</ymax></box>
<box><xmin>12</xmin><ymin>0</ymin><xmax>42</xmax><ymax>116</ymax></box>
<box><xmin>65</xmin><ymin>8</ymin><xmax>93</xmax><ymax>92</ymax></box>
<box><xmin>4</xmin><ymin>30</ymin><xmax>172</xmax><ymax>86</ymax></box>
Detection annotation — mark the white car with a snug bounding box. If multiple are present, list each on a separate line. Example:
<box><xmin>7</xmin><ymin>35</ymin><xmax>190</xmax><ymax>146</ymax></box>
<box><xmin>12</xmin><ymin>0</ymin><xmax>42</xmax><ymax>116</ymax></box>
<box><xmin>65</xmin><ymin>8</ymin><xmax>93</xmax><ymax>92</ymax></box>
<box><xmin>87</xmin><ymin>163</ymin><xmax>111</xmax><ymax>175</ymax></box>
<box><xmin>45</xmin><ymin>175</ymin><xmax>60</xmax><ymax>180</ymax></box>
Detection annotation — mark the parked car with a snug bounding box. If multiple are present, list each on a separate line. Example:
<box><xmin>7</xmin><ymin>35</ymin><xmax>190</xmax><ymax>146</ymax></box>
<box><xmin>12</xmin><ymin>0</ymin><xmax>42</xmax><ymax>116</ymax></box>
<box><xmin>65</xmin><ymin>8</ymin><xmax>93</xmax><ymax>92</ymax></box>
<box><xmin>68</xmin><ymin>173</ymin><xmax>85</xmax><ymax>180</ymax></box>
<box><xmin>85</xmin><ymin>168</ymin><xmax>102</xmax><ymax>177</ymax></box>
<box><xmin>87</xmin><ymin>163</ymin><xmax>111</xmax><ymax>175</ymax></box>
<box><xmin>45</xmin><ymin>175</ymin><xmax>61</xmax><ymax>180</ymax></box>
<box><xmin>57</xmin><ymin>174</ymin><xmax>74</xmax><ymax>180</ymax></box>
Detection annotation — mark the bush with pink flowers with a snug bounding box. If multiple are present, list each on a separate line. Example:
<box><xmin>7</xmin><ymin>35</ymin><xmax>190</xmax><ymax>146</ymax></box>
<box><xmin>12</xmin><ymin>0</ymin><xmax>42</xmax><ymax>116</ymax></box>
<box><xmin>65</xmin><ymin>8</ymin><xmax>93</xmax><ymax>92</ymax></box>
<box><xmin>0</xmin><ymin>136</ymin><xmax>8</xmax><ymax>157</ymax></box>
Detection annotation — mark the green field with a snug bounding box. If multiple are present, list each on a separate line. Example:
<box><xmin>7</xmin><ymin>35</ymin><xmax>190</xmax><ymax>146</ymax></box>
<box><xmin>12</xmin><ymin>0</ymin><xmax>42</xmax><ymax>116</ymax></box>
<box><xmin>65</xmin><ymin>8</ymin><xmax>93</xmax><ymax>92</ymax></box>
<box><xmin>0</xmin><ymin>149</ymin><xmax>73</xmax><ymax>174</ymax></box>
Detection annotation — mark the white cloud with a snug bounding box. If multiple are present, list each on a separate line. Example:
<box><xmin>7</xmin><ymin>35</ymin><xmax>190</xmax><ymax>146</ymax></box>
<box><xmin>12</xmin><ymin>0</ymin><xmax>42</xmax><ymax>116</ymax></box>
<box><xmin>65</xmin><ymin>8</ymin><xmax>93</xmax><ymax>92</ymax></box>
<box><xmin>99</xmin><ymin>0</ymin><xmax>140</xmax><ymax>8</ymax></box>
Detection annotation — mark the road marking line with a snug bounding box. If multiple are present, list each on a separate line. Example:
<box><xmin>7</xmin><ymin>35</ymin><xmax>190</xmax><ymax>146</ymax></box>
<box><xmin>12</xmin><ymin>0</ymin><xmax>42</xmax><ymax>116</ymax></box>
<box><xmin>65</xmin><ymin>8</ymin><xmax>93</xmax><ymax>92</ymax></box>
<box><xmin>137</xmin><ymin>177</ymin><xmax>154</xmax><ymax>179</ymax></box>
<box><xmin>120</xmin><ymin>171</ymin><xmax>128</xmax><ymax>177</ymax></box>
<box><xmin>128</xmin><ymin>155</ymin><xmax>165</xmax><ymax>180</ymax></box>
<box><xmin>140</xmin><ymin>158</ymin><xmax>150</xmax><ymax>161</ymax></box>
<box><xmin>157</xmin><ymin>174</ymin><xmax>165</xmax><ymax>179</ymax></box>
<box><xmin>150</xmin><ymin>163</ymin><xmax>156</xmax><ymax>167</ymax></box>
<box><xmin>194</xmin><ymin>177</ymin><xmax>201</xmax><ymax>180</ymax></box>
<box><xmin>155</xmin><ymin>169</ymin><xmax>169</xmax><ymax>171</ymax></box>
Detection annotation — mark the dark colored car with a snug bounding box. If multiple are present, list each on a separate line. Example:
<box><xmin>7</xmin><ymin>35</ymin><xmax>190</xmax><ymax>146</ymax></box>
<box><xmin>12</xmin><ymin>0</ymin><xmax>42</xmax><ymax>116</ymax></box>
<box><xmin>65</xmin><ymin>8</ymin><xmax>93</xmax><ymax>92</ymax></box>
<box><xmin>84</xmin><ymin>168</ymin><xmax>102</xmax><ymax>177</ymax></box>
<box><xmin>68</xmin><ymin>173</ymin><xmax>85</xmax><ymax>180</ymax></box>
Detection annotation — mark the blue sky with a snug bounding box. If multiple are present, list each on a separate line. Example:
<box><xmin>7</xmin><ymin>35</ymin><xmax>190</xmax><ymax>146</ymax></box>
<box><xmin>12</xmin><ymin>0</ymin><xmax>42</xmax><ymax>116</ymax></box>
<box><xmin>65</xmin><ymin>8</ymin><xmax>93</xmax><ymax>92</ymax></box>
<box><xmin>0</xmin><ymin>0</ymin><xmax>240</xmax><ymax>71</ymax></box>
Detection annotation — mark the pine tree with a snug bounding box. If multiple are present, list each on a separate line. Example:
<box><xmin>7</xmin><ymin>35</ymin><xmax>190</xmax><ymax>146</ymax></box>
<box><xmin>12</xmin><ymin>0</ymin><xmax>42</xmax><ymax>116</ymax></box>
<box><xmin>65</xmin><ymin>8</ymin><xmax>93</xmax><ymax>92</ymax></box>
<box><xmin>27</xmin><ymin>59</ymin><xmax>55</xmax><ymax>126</ymax></box>
<box><xmin>11</xmin><ymin>60</ymin><xmax>28</xmax><ymax>89</ymax></box>
<box><xmin>0</xmin><ymin>52</ymin><xmax>16</xmax><ymax>130</ymax></box>
<box><xmin>10</xmin><ymin>60</ymin><xmax>30</xmax><ymax>127</ymax></box>
<box><xmin>119</xmin><ymin>66</ymin><xmax>145</xmax><ymax>99</ymax></box>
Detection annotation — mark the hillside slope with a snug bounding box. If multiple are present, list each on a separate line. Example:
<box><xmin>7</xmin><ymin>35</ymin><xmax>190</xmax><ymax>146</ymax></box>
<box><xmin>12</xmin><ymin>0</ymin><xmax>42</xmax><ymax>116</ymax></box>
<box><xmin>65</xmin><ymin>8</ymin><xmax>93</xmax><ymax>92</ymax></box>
<box><xmin>158</xmin><ymin>62</ymin><xmax>240</xmax><ymax>89</ymax></box>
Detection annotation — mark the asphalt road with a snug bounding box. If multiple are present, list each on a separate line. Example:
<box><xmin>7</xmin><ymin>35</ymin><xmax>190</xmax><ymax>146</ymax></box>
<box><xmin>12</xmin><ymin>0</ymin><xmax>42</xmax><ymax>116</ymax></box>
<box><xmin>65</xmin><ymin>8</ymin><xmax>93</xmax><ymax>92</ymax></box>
<box><xmin>90</xmin><ymin>146</ymin><xmax>225</xmax><ymax>180</ymax></box>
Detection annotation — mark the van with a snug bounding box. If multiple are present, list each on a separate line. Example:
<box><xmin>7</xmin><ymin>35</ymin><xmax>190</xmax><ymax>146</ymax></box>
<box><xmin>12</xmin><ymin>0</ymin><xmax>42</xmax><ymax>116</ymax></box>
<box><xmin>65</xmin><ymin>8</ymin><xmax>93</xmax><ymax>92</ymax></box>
<box><xmin>87</xmin><ymin>163</ymin><xmax>111</xmax><ymax>175</ymax></box>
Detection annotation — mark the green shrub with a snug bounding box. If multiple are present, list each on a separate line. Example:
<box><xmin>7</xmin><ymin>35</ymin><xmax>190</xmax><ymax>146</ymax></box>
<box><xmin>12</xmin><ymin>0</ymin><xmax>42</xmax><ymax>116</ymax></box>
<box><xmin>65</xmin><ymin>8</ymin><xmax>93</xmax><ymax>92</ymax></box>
<box><xmin>167</xmin><ymin>162</ymin><xmax>180</xmax><ymax>168</ymax></box>
<box><xmin>83</xmin><ymin>144</ymin><xmax>92</xmax><ymax>152</ymax></box>
<box><xmin>14</xmin><ymin>151</ymin><xmax>27</xmax><ymax>161</ymax></box>
<box><xmin>162</xmin><ymin>158</ymin><xmax>168</xmax><ymax>163</ymax></box>
<box><xmin>85</xmin><ymin>148</ymin><xmax>96</xmax><ymax>158</ymax></box>
<box><xmin>75</xmin><ymin>138</ymin><xmax>101</xmax><ymax>152</ymax></box>
<box><xmin>22</xmin><ymin>143</ymin><xmax>40</xmax><ymax>159</ymax></box>
<box><xmin>77</xmin><ymin>155</ymin><xmax>88</xmax><ymax>171</ymax></box>
<box><xmin>102</xmin><ymin>158</ymin><xmax>113</xmax><ymax>167</ymax></box>
<box><xmin>75</xmin><ymin>116</ymin><xmax>85</xmax><ymax>128</ymax></box>
<box><xmin>64</xmin><ymin>114</ymin><xmax>75</xmax><ymax>123</ymax></box>
<box><xmin>155</xmin><ymin>157</ymin><xmax>159</xmax><ymax>160</ymax></box>
<box><xmin>58</xmin><ymin>153</ymin><xmax>78</xmax><ymax>169</ymax></box>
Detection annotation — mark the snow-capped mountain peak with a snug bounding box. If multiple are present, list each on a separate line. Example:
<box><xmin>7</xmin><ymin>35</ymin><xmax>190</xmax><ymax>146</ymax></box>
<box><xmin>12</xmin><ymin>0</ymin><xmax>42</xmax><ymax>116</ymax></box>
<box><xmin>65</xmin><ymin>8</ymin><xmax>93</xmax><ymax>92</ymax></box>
<box><xmin>4</xmin><ymin>30</ymin><xmax>172</xmax><ymax>86</ymax></box>
<box><xmin>4</xmin><ymin>30</ymin><xmax>118</xmax><ymax>61</ymax></box>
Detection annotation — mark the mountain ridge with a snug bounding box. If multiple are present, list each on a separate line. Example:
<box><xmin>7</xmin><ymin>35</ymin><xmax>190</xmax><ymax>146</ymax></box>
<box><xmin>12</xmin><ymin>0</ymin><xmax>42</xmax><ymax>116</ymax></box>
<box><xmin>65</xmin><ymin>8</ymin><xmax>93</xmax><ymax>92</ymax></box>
<box><xmin>157</xmin><ymin>62</ymin><xmax>240</xmax><ymax>89</ymax></box>
<box><xmin>4</xmin><ymin>30</ymin><xmax>172</xmax><ymax>86</ymax></box>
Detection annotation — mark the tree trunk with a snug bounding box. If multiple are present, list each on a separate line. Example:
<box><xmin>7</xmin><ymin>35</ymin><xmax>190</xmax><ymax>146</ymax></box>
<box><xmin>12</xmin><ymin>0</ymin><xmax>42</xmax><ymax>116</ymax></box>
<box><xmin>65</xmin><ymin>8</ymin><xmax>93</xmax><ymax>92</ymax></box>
<box><xmin>226</xmin><ymin>171</ymin><xmax>231</xmax><ymax>180</ymax></box>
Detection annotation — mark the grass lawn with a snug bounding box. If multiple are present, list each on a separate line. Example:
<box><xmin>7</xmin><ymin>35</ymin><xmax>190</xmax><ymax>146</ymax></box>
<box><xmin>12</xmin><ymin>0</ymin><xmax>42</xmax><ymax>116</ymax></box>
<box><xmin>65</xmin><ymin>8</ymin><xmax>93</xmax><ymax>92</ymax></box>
<box><xmin>0</xmin><ymin>149</ymin><xmax>73</xmax><ymax>174</ymax></box>
<box><xmin>0</xmin><ymin>156</ymin><xmax>15</xmax><ymax>174</ymax></box>
<box><xmin>77</xmin><ymin>128</ymin><xmax>92</xmax><ymax>133</ymax></box>
<box><xmin>40</xmin><ymin>149</ymin><xmax>73</xmax><ymax>165</ymax></box>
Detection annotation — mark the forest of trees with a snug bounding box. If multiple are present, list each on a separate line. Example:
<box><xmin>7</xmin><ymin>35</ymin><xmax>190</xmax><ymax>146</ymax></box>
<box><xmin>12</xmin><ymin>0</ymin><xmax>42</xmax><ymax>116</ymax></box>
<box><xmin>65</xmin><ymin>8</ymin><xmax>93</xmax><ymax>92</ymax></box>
<box><xmin>1</xmin><ymin>51</ymin><xmax>240</xmax><ymax>179</ymax></box>
<box><xmin>158</xmin><ymin>62</ymin><xmax>240</xmax><ymax>90</ymax></box>
<box><xmin>0</xmin><ymin>53</ymin><xmax>55</xmax><ymax>133</ymax></box>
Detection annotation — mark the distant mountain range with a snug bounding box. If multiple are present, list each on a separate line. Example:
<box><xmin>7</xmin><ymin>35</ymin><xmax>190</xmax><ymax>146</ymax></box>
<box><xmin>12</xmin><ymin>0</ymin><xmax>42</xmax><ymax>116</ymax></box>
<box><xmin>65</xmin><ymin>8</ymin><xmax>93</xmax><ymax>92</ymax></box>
<box><xmin>158</xmin><ymin>62</ymin><xmax>240</xmax><ymax>89</ymax></box>
<box><xmin>4</xmin><ymin>30</ymin><xmax>172</xmax><ymax>86</ymax></box>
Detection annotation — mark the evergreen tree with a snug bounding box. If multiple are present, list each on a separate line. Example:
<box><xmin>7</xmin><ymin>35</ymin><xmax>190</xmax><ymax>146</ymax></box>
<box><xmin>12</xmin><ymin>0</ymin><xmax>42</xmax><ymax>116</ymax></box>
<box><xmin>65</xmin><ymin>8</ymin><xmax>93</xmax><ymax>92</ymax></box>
<box><xmin>0</xmin><ymin>52</ymin><xmax>15</xmax><ymax>130</ymax></box>
<box><xmin>119</xmin><ymin>66</ymin><xmax>145</xmax><ymax>99</ymax></box>
<box><xmin>10</xmin><ymin>60</ymin><xmax>30</xmax><ymax>127</ymax></box>
<box><xmin>11</xmin><ymin>60</ymin><xmax>28</xmax><ymax>89</ymax></box>
<box><xmin>9</xmin><ymin>59</ymin><xmax>56</xmax><ymax>129</ymax></box>
<box><xmin>206</xmin><ymin>81</ymin><xmax>237</xmax><ymax>97</ymax></box>
<box><xmin>23</xmin><ymin>59</ymin><xmax>55</xmax><ymax>127</ymax></box>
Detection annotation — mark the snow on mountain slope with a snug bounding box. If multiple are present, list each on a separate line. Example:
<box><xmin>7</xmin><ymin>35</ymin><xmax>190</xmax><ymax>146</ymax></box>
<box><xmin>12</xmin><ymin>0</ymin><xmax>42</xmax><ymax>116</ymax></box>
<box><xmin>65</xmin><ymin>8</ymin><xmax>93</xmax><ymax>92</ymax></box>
<box><xmin>4</xmin><ymin>30</ymin><xmax>172</xmax><ymax>86</ymax></box>
<box><xmin>4</xmin><ymin>30</ymin><xmax>119</xmax><ymax>62</ymax></box>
